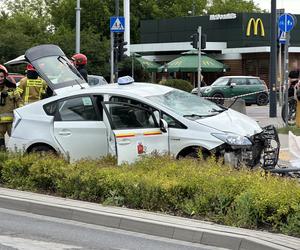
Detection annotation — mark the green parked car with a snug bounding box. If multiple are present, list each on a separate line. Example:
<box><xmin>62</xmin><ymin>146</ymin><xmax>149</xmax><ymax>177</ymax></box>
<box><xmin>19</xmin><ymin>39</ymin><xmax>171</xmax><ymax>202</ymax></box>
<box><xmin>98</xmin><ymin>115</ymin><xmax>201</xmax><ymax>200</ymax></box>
<box><xmin>192</xmin><ymin>76</ymin><xmax>269</xmax><ymax>106</ymax></box>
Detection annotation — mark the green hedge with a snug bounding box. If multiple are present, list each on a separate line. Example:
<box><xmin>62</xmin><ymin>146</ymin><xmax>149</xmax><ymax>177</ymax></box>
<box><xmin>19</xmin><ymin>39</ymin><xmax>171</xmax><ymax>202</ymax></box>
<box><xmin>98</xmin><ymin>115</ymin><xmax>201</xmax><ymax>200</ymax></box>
<box><xmin>161</xmin><ymin>79</ymin><xmax>193</xmax><ymax>92</ymax></box>
<box><xmin>0</xmin><ymin>153</ymin><xmax>299</xmax><ymax>237</ymax></box>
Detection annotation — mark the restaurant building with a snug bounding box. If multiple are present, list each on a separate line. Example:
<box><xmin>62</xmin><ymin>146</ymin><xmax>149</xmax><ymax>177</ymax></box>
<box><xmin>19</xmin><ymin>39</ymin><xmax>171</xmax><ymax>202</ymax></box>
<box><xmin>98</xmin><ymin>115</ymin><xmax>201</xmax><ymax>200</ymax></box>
<box><xmin>131</xmin><ymin>12</ymin><xmax>300</xmax><ymax>85</ymax></box>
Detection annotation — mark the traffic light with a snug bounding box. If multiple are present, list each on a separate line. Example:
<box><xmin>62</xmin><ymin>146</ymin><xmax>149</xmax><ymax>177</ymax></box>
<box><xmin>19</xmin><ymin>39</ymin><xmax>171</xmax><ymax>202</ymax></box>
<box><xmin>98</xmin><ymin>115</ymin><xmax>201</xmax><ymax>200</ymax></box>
<box><xmin>114</xmin><ymin>33</ymin><xmax>128</xmax><ymax>61</ymax></box>
<box><xmin>201</xmin><ymin>34</ymin><xmax>207</xmax><ymax>49</ymax></box>
<box><xmin>190</xmin><ymin>33</ymin><xmax>198</xmax><ymax>49</ymax></box>
<box><xmin>190</xmin><ymin>33</ymin><xmax>207</xmax><ymax>50</ymax></box>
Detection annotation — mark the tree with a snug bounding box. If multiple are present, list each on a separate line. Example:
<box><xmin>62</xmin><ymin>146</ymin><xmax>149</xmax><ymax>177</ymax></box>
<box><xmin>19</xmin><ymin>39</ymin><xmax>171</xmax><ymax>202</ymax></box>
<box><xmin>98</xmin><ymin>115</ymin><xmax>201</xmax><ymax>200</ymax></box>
<box><xmin>207</xmin><ymin>0</ymin><xmax>261</xmax><ymax>14</ymax></box>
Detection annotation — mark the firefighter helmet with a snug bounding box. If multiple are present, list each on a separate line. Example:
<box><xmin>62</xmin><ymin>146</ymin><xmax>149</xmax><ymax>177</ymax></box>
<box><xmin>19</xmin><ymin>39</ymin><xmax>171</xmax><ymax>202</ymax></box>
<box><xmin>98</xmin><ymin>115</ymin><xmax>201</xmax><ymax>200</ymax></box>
<box><xmin>71</xmin><ymin>53</ymin><xmax>87</xmax><ymax>66</ymax></box>
<box><xmin>0</xmin><ymin>64</ymin><xmax>8</xmax><ymax>77</ymax></box>
<box><xmin>26</xmin><ymin>64</ymin><xmax>36</xmax><ymax>71</ymax></box>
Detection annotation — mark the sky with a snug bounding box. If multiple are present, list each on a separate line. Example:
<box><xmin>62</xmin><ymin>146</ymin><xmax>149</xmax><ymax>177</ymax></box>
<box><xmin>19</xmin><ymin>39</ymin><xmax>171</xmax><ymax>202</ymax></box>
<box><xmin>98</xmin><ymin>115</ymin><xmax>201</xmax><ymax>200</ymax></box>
<box><xmin>253</xmin><ymin>0</ymin><xmax>300</xmax><ymax>14</ymax></box>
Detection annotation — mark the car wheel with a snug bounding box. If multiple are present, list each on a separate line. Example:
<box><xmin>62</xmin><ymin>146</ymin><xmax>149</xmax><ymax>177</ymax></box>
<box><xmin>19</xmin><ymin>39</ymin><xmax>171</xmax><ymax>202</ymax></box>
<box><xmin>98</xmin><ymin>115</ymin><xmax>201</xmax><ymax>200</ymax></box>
<box><xmin>256</xmin><ymin>93</ymin><xmax>269</xmax><ymax>106</ymax></box>
<box><xmin>212</xmin><ymin>93</ymin><xmax>224</xmax><ymax>105</ymax></box>
<box><xmin>30</xmin><ymin>145</ymin><xmax>56</xmax><ymax>155</ymax></box>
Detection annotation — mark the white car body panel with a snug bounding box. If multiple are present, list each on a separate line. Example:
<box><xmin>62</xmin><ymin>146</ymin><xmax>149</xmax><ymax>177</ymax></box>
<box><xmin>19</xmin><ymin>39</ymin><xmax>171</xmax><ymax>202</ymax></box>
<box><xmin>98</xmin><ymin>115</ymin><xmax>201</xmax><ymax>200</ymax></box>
<box><xmin>113</xmin><ymin>128</ymin><xmax>168</xmax><ymax>165</ymax></box>
<box><xmin>53</xmin><ymin>121</ymin><xmax>108</xmax><ymax>161</ymax></box>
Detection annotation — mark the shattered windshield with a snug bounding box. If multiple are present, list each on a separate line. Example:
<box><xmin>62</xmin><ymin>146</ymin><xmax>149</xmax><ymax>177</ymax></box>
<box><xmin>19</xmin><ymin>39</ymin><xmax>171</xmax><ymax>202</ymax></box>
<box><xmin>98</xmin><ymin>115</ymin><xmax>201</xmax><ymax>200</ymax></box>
<box><xmin>147</xmin><ymin>89</ymin><xmax>226</xmax><ymax>119</ymax></box>
<box><xmin>33</xmin><ymin>55</ymin><xmax>84</xmax><ymax>86</ymax></box>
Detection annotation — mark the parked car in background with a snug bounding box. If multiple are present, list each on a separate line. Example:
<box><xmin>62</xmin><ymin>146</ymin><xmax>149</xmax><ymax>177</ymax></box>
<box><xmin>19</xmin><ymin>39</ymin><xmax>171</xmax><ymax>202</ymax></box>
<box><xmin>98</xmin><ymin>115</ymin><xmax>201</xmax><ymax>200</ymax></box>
<box><xmin>7</xmin><ymin>73</ymin><xmax>24</xmax><ymax>85</ymax></box>
<box><xmin>88</xmin><ymin>75</ymin><xmax>108</xmax><ymax>86</ymax></box>
<box><xmin>192</xmin><ymin>76</ymin><xmax>269</xmax><ymax>106</ymax></box>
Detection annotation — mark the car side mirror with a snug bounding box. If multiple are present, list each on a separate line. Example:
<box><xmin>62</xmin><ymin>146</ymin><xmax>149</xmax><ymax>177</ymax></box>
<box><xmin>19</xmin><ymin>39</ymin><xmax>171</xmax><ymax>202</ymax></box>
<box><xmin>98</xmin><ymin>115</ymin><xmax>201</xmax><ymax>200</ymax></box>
<box><xmin>160</xmin><ymin>119</ymin><xmax>168</xmax><ymax>133</ymax></box>
<box><xmin>230</xmin><ymin>82</ymin><xmax>237</xmax><ymax>88</ymax></box>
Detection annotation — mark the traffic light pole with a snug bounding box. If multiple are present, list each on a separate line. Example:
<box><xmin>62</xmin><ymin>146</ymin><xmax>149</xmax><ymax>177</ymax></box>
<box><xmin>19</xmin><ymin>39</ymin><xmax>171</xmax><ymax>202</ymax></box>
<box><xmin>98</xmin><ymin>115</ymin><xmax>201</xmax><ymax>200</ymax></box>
<box><xmin>110</xmin><ymin>32</ymin><xmax>114</xmax><ymax>83</ymax></box>
<box><xmin>269</xmin><ymin>0</ymin><xmax>277</xmax><ymax>117</ymax></box>
<box><xmin>197</xmin><ymin>26</ymin><xmax>202</xmax><ymax>96</ymax></box>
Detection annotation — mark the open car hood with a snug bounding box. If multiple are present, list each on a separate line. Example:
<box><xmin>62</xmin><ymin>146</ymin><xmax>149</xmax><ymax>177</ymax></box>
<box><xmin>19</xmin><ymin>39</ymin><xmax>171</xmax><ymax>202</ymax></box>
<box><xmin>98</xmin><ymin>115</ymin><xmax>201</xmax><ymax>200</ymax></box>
<box><xmin>5</xmin><ymin>44</ymin><xmax>89</xmax><ymax>95</ymax></box>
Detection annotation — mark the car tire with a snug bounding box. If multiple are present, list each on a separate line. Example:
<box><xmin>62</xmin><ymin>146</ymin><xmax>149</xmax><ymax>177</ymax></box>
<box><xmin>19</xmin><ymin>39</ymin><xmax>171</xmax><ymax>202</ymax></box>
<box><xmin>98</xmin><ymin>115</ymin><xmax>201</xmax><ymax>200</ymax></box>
<box><xmin>30</xmin><ymin>145</ymin><xmax>56</xmax><ymax>155</ymax></box>
<box><xmin>256</xmin><ymin>93</ymin><xmax>269</xmax><ymax>106</ymax></box>
<box><xmin>212</xmin><ymin>93</ymin><xmax>224</xmax><ymax>105</ymax></box>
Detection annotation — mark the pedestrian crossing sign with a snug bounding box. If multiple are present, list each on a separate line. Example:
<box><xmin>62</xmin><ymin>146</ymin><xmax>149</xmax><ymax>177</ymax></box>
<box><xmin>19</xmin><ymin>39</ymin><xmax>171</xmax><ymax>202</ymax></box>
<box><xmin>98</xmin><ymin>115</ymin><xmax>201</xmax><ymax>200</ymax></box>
<box><xmin>110</xmin><ymin>16</ymin><xmax>125</xmax><ymax>32</ymax></box>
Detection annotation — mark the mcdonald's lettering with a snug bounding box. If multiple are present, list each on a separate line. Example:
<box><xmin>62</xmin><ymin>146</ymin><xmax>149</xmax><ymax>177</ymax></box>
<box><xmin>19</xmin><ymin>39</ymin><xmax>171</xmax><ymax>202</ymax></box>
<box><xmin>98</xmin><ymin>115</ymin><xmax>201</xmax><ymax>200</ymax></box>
<box><xmin>246</xmin><ymin>18</ymin><xmax>265</xmax><ymax>37</ymax></box>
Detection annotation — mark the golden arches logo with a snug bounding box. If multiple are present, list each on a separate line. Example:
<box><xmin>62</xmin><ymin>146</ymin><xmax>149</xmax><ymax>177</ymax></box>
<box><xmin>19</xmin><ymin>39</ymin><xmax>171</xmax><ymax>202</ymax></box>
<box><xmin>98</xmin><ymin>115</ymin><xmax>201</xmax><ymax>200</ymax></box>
<box><xmin>246</xmin><ymin>18</ymin><xmax>265</xmax><ymax>37</ymax></box>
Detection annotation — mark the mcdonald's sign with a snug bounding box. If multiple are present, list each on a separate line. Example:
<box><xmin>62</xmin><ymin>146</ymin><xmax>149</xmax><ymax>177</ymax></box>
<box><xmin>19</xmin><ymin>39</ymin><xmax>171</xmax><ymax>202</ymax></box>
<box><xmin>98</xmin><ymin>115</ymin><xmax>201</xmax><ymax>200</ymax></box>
<box><xmin>246</xmin><ymin>18</ymin><xmax>265</xmax><ymax>37</ymax></box>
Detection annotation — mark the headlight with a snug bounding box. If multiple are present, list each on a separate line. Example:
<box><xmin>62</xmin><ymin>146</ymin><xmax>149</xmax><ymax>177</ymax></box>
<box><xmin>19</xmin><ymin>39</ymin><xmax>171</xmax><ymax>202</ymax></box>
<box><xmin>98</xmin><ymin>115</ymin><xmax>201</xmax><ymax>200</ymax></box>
<box><xmin>204</xmin><ymin>87</ymin><xmax>212</xmax><ymax>93</ymax></box>
<box><xmin>211</xmin><ymin>133</ymin><xmax>252</xmax><ymax>146</ymax></box>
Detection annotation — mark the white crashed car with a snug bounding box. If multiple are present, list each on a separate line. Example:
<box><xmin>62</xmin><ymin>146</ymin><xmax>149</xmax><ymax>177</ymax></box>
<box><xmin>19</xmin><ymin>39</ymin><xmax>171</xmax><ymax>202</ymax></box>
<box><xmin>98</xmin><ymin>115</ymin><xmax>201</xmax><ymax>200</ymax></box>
<box><xmin>6</xmin><ymin>44</ymin><xmax>280</xmax><ymax>167</ymax></box>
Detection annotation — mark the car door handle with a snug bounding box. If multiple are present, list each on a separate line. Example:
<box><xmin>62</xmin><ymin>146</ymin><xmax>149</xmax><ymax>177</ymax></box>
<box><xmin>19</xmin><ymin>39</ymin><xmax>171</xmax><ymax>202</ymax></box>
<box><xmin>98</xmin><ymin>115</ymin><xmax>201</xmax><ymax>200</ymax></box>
<box><xmin>58</xmin><ymin>131</ymin><xmax>71</xmax><ymax>136</ymax></box>
<box><xmin>118</xmin><ymin>139</ymin><xmax>131</xmax><ymax>145</ymax></box>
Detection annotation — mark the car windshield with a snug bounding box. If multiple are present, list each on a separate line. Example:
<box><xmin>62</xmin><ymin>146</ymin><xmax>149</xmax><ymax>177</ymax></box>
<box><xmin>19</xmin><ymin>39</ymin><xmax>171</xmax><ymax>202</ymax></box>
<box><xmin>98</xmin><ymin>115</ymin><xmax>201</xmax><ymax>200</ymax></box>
<box><xmin>211</xmin><ymin>78</ymin><xmax>229</xmax><ymax>86</ymax></box>
<box><xmin>147</xmin><ymin>89</ymin><xmax>226</xmax><ymax>119</ymax></box>
<box><xmin>33</xmin><ymin>55</ymin><xmax>83</xmax><ymax>86</ymax></box>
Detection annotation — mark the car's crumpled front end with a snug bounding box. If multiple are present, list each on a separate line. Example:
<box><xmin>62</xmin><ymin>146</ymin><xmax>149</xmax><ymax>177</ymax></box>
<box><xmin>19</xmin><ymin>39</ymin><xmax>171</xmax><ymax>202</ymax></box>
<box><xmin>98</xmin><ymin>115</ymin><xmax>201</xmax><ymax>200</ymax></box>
<box><xmin>214</xmin><ymin>125</ymin><xmax>280</xmax><ymax>168</ymax></box>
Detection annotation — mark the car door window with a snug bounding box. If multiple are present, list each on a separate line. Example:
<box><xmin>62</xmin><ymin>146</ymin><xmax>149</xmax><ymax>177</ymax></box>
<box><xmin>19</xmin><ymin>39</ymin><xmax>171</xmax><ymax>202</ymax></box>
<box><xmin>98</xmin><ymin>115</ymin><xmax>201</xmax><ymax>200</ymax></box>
<box><xmin>109</xmin><ymin>103</ymin><xmax>159</xmax><ymax>129</ymax></box>
<box><xmin>162</xmin><ymin>113</ymin><xmax>186</xmax><ymax>129</ymax></box>
<box><xmin>232</xmin><ymin>78</ymin><xmax>247</xmax><ymax>86</ymax></box>
<box><xmin>248</xmin><ymin>78</ymin><xmax>261</xmax><ymax>85</ymax></box>
<box><xmin>57</xmin><ymin>96</ymin><xmax>98</xmax><ymax>121</ymax></box>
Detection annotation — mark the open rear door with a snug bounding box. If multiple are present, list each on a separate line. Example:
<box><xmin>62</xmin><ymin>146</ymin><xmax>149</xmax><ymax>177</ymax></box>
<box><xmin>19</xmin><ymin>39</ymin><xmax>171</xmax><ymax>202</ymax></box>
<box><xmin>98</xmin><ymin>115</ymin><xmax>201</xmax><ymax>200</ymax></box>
<box><xmin>5</xmin><ymin>44</ymin><xmax>89</xmax><ymax>95</ymax></box>
<box><xmin>103</xmin><ymin>101</ymin><xmax>169</xmax><ymax>165</ymax></box>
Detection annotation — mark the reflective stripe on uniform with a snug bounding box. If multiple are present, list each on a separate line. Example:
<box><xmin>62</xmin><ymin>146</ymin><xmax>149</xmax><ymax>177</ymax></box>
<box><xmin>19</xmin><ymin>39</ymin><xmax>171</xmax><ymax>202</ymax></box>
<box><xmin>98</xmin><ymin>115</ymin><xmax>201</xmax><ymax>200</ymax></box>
<box><xmin>15</xmin><ymin>87</ymin><xmax>24</xmax><ymax>94</ymax></box>
<box><xmin>0</xmin><ymin>113</ymin><xmax>13</xmax><ymax>122</ymax></box>
<box><xmin>0</xmin><ymin>117</ymin><xmax>13</xmax><ymax>122</ymax></box>
<box><xmin>27</xmin><ymin>79</ymin><xmax>44</xmax><ymax>87</ymax></box>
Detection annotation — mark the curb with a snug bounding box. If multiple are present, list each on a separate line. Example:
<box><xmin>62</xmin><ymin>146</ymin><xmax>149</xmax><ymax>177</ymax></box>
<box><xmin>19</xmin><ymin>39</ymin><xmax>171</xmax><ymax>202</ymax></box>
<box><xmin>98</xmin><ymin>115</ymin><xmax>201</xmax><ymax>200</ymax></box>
<box><xmin>0</xmin><ymin>188</ymin><xmax>299</xmax><ymax>250</ymax></box>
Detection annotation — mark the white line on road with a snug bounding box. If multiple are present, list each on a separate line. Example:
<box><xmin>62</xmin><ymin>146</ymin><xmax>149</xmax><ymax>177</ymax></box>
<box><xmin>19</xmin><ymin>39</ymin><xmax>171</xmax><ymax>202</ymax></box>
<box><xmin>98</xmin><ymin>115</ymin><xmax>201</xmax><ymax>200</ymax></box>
<box><xmin>0</xmin><ymin>235</ymin><xmax>82</xmax><ymax>250</ymax></box>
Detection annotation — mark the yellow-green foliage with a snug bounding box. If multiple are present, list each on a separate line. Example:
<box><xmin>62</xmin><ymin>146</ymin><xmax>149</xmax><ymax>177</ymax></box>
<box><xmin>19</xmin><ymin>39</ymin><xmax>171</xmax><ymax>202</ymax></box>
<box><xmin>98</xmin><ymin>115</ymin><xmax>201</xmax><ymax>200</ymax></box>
<box><xmin>0</xmin><ymin>153</ymin><xmax>299</xmax><ymax>237</ymax></box>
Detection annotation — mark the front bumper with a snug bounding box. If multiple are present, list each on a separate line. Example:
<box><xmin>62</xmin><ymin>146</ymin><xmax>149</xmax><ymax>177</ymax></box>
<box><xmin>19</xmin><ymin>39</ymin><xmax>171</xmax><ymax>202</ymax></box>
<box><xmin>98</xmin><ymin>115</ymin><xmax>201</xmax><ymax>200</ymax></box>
<box><xmin>221</xmin><ymin>125</ymin><xmax>280</xmax><ymax>169</ymax></box>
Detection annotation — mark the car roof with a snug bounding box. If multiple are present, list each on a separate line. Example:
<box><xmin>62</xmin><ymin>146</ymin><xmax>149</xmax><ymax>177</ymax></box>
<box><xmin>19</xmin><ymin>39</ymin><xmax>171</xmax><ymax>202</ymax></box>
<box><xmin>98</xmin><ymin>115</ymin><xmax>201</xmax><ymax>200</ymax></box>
<box><xmin>74</xmin><ymin>82</ymin><xmax>172</xmax><ymax>98</ymax></box>
<box><xmin>219</xmin><ymin>76</ymin><xmax>260</xmax><ymax>79</ymax></box>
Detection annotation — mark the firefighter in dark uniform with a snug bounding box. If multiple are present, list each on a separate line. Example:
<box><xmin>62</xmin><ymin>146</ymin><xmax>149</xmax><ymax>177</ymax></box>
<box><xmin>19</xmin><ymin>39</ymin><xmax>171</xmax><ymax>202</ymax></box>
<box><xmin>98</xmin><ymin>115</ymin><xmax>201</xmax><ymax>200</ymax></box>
<box><xmin>15</xmin><ymin>64</ymin><xmax>47</xmax><ymax>107</ymax></box>
<box><xmin>0</xmin><ymin>64</ymin><xmax>17</xmax><ymax>148</ymax></box>
<box><xmin>71</xmin><ymin>53</ymin><xmax>88</xmax><ymax>82</ymax></box>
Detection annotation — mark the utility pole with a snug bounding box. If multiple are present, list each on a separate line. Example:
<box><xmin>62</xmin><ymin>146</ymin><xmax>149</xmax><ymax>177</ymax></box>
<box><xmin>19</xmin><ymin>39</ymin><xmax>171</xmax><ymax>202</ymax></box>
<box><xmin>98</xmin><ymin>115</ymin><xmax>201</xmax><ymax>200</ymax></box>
<box><xmin>75</xmin><ymin>0</ymin><xmax>81</xmax><ymax>53</ymax></box>
<box><xmin>269</xmin><ymin>0</ymin><xmax>277</xmax><ymax>117</ymax></box>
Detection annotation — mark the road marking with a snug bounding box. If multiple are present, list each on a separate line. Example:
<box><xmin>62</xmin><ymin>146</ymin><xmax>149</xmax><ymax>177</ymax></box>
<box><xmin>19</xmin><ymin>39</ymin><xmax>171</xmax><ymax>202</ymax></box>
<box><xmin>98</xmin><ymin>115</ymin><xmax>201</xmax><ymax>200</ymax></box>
<box><xmin>0</xmin><ymin>235</ymin><xmax>82</xmax><ymax>250</ymax></box>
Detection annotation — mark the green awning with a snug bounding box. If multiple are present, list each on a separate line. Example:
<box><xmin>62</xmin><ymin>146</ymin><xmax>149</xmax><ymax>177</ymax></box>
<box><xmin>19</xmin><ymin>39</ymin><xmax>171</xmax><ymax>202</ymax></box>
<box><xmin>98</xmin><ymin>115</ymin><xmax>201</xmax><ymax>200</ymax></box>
<box><xmin>158</xmin><ymin>54</ymin><xmax>228</xmax><ymax>73</ymax></box>
<box><xmin>134</xmin><ymin>56</ymin><xmax>160</xmax><ymax>72</ymax></box>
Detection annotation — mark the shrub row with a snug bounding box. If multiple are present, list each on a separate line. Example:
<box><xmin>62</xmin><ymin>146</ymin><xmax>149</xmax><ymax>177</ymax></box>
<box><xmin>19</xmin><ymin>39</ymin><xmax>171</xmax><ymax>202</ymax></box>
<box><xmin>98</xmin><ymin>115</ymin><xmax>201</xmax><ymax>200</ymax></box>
<box><xmin>0</xmin><ymin>153</ymin><xmax>299</xmax><ymax>237</ymax></box>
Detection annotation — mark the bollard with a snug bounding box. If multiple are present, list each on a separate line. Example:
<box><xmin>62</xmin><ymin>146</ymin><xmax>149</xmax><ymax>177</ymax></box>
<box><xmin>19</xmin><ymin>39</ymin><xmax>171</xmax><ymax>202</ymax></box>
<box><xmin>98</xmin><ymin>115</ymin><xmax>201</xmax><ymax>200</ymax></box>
<box><xmin>224</xmin><ymin>98</ymin><xmax>247</xmax><ymax>115</ymax></box>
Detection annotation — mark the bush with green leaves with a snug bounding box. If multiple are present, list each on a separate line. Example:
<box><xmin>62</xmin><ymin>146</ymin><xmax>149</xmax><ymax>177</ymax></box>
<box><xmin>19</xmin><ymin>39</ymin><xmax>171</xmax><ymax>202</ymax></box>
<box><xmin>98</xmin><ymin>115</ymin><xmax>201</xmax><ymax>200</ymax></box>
<box><xmin>161</xmin><ymin>79</ymin><xmax>193</xmax><ymax>92</ymax></box>
<box><xmin>0</xmin><ymin>153</ymin><xmax>300</xmax><ymax>237</ymax></box>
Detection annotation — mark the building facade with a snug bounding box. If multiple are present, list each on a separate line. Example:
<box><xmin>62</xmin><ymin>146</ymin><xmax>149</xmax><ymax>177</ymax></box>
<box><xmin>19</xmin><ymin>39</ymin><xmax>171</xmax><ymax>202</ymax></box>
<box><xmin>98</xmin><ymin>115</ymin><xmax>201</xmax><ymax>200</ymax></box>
<box><xmin>131</xmin><ymin>13</ymin><xmax>300</xmax><ymax>85</ymax></box>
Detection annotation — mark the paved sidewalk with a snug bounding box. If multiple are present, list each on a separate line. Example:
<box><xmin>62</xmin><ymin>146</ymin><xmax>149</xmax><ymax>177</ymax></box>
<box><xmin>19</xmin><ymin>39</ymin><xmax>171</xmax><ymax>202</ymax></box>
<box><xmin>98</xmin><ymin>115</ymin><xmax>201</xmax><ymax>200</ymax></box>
<box><xmin>0</xmin><ymin>188</ymin><xmax>299</xmax><ymax>250</ymax></box>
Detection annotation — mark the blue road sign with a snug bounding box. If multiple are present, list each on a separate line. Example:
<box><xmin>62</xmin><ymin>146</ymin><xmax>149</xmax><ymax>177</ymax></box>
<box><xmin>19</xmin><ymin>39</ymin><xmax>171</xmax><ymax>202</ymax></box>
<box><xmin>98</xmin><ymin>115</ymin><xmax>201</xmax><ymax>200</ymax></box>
<box><xmin>279</xmin><ymin>31</ymin><xmax>286</xmax><ymax>44</ymax></box>
<box><xmin>110</xmin><ymin>16</ymin><xmax>125</xmax><ymax>33</ymax></box>
<box><xmin>278</xmin><ymin>13</ymin><xmax>295</xmax><ymax>32</ymax></box>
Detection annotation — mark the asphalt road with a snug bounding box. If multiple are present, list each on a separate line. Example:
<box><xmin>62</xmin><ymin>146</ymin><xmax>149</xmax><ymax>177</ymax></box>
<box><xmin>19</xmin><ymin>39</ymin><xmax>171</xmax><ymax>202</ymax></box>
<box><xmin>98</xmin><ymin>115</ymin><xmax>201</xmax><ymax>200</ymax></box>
<box><xmin>0</xmin><ymin>208</ymin><xmax>228</xmax><ymax>250</ymax></box>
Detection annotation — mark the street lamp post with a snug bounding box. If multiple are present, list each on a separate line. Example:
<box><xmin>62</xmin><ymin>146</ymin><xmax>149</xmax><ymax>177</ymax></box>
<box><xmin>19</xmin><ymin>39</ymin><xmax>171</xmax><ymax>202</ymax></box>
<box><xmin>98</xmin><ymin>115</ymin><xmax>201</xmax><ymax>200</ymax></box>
<box><xmin>75</xmin><ymin>0</ymin><xmax>81</xmax><ymax>53</ymax></box>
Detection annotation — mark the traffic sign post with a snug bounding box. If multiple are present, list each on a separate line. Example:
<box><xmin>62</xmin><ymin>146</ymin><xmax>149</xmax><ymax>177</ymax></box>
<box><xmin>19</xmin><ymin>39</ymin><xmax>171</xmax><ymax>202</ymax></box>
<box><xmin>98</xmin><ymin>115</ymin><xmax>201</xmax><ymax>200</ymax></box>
<box><xmin>110</xmin><ymin>16</ymin><xmax>126</xmax><ymax>83</ymax></box>
<box><xmin>110</xmin><ymin>17</ymin><xmax>125</xmax><ymax>33</ymax></box>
